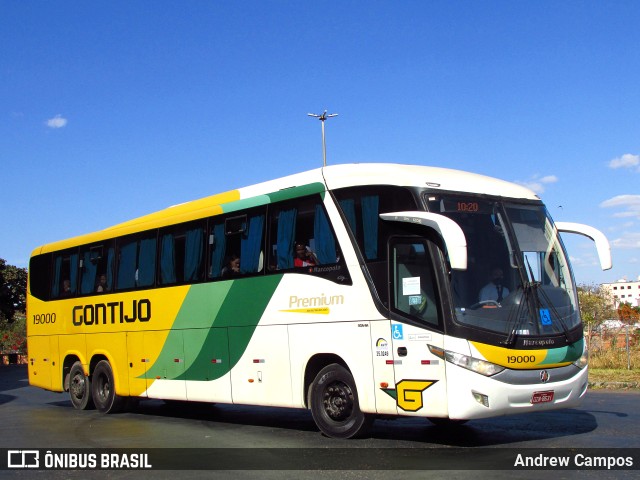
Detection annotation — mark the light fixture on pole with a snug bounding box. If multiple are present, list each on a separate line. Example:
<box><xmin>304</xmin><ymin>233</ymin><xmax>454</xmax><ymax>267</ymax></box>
<box><xmin>307</xmin><ymin>110</ymin><xmax>338</xmax><ymax>167</ymax></box>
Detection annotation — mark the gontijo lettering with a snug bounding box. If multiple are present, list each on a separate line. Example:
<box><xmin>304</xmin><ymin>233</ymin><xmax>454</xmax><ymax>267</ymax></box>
<box><xmin>72</xmin><ymin>299</ymin><xmax>151</xmax><ymax>326</ymax></box>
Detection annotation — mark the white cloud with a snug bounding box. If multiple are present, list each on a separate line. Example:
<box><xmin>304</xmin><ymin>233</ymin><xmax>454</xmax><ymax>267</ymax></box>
<box><xmin>610</xmin><ymin>233</ymin><xmax>640</xmax><ymax>249</ymax></box>
<box><xmin>45</xmin><ymin>114</ymin><xmax>68</xmax><ymax>129</ymax></box>
<box><xmin>608</xmin><ymin>153</ymin><xmax>640</xmax><ymax>172</ymax></box>
<box><xmin>600</xmin><ymin>195</ymin><xmax>640</xmax><ymax>220</ymax></box>
<box><xmin>515</xmin><ymin>174</ymin><xmax>558</xmax><ymax>194</ymax></box>
<box><xmin>600</xmin><ymin>194</ymin><xmax>640</xmax><ymax>208</ymax></box>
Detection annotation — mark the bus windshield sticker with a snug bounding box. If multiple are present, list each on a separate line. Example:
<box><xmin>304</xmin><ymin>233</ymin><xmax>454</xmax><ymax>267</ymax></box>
<box><xmin>402</xmin><ymin>277</ymin><xmax>420</xmax><ymax>296</ymax></box>
<box><xmin>409</xmin><ymin>295</ymin><xmax>423</xmax><ymax>306</ymax></box>
<box><xmin>539</xmin><ymin>308</ymin><xmax>552</xmax><ymax>326</ymax></box>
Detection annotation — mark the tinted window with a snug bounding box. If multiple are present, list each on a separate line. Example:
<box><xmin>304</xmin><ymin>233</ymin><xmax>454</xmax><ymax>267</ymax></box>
<box><xmin>116</xmin><ymin>232</ymin><xmax>157</xmax><ymax>290</ymax></box>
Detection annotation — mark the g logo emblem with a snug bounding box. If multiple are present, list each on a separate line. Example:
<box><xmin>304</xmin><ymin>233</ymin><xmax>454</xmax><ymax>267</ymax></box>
<box><xmin>396</xmin><ymin>380</ymin><xmax>437</xmax><ymax>412</ymax></box>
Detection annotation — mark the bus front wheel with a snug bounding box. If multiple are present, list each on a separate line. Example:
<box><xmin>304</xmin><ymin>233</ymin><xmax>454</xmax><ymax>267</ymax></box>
<box><xmin>92</xmin><ymin>360</ymin><xmax>126</xmax><ymax>414</ymax></box>
<box><xmin>69</xmin><ymin>361</ymin><xmax>93</xmax><ymax>410</ymax></box>
<box><xmin>309</xmin><ymin>364</ymin><xmax>372</xmax><ymax>439</ymax></box>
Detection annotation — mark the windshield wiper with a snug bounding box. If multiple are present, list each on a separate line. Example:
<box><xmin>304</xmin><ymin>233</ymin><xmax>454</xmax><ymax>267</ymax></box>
<box><xmin>513</xmin><ymin>256</ymin><xmax>571</xmax><ymax>345</ymax></box>
<box><xmin>533</xmin><ymin>283</ymin><xmax>571</xmax><ymax>344</ymax></box>
<box><xmin>502</xmin><ymin>283</ymin><xmax>531</xmax><ymax>346</ymax></box>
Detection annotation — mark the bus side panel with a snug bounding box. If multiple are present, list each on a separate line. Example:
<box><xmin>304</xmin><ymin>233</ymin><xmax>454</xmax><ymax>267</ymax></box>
<box><xmin>143</xmin><ymin>330</ymin><xmax>187</xmax><ymax>400</ymax></box>
<box><xmin>126</xmin><ymin>331</ymin><xmax>148</xmax><ymax>397</ymax></box>
<box><xmin>369</xmin><ymin>320</ymin><xmax>398</xmax><ymax>415</ymax></box>
<box><xmin>27</xmin><ymin>335</ymin><xmax>52</xmax><ymax>390</ymax></box>
<box><xmin>49</xmin><ymin>335</ymin><xmax>61</xmax><ymax>391</ymax></box>
<box><xmin>230</xmin><ymin>325</ymin><xmax>292</xmax><ymax>407</ymax></box>
<box><xmin>58</xmin><ymin>333</ymin><xmax>87</xmax><ymax>370</ymax></box>
<box><xmin>86</xmin><ymin>332</ymin><xmax>129</xmax><ymax>396</ymax></box>
<box><xmin>288</xmin><ymin>322</ymin><xmax>376</xmax><ymax>413</ymax></box>
<box><xmin>184</xmin><ymin>327</ymin><xmax>232</xmax><ymax>403</ymax></box>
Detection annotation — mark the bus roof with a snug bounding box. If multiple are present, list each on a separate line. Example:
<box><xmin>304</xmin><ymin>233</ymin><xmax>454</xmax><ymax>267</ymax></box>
<box><xmin>33</xmin><ymin>163</ymin><xmax>539</xmax><ymax>255</ymax></box>
<box><xmin>321</xmin><ymin>163</ymin><xmax>539</xmax><ymax>199</ymax></box>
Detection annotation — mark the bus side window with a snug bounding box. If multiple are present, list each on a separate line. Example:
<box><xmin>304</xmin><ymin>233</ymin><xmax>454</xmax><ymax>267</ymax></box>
<box><xmin>160</xmin><ymin>221</ymin><xmax>205</xmax><ymax>285</ymax></box>
<box><xmin>208</xmin><ymin>211</ymin><xmax>264</xmax><ymax>279</ymax></box>
<box><xmin>50</xmin><ymin>250</ymin><xmax>79</xmax><ymax>298</ymax></box>
<box><xmin>116</xmin><ymin>233</ymin><xmax>157</xmax><ymax>291</ymax></box>
<box><xmin>268</xmin><ymin>195</ymin><xmax>340</xmax><ymax>272</ymax></box>
<box><xmin>79</xmin><ymin>243</ymin><xmax>114</xmax><ymax>294</ymax></box>
<box><xmin>208</xmin><ymin>222</ymin><xmax>226</xmax><ymax>278</ymax></box>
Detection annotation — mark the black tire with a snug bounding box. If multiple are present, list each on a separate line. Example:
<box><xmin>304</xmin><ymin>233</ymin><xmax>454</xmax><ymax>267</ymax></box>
<box><xmin>92</xmin><ymin>360</ymin><xmax>126</xmax><ymax>414</ymax></box>
<box><xmin>69</xmin><ymin>361</ymin><xmax>93</xmax><ymax>410</ymax></box>
<box><xmin>309</xmin><ymin>364</ymin><xmax>373</xmax><ymax>439</ymax></box>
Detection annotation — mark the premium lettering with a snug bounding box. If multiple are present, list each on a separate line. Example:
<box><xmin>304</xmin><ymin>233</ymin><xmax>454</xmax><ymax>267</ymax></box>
<box><xmin>289</xmin><ymin>294</ymin><xmax>344</xmax><ymax>309</ymax></box>
<box><xmin>72</xmin><ymin>299</ymin><xmax>151</xmax><ymax>326</ymax></box>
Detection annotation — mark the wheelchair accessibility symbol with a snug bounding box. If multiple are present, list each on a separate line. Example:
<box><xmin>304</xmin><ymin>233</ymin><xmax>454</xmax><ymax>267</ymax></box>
<box><xmin>392</xmin><ymin>324</ymin><xmax>404</xmax><ymax>340</ymax></box>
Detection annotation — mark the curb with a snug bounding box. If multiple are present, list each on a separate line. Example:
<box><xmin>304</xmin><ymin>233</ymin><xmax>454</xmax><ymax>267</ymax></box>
<box><xmin>588</xmin><ymin>381</ymin><xmax>640</xmax><ymax>390</ymax></box>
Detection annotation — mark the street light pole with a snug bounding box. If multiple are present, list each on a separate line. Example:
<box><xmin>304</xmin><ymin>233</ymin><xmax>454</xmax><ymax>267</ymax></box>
<box><xmin>307</xmin><ymin>110</ymin><xmax>338</xmax><ymax>167</ymax></box>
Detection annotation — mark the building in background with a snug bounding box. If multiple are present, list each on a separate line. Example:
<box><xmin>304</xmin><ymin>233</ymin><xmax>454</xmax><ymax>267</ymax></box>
<box><xmin>601</xmin><ymin>277</ymin><xmax>640</xmax><ymax>308</ymax></box>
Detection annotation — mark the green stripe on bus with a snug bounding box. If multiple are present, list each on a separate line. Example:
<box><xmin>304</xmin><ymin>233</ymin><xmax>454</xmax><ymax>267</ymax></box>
<box><xmin>538</xmin><ymin>338</ymin><xmax>584</xmax><ymax>365</ymax></box>
<box><xmin>144</xmin><ymin>275</ymin><xmax>283</xmax><ymax>381</ymax></box>
<box><xmin>219</xmin><ymin>183</ymin><xmax>326</xmax><ymax>214</ymax></box>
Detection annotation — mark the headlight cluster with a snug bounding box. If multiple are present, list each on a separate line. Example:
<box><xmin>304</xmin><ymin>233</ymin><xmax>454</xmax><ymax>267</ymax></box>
<box><xmin>428</xmin><ymin>345</ymin><xmax>505</xmax><ymax>377</ymax></box>
<box><xmin>573</xmin><ymin>347</ymin><xmax>588</xmax><ymax>369</ymax></box>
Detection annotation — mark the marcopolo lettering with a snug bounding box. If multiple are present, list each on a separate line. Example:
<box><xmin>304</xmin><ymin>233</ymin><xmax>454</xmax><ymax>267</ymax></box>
<box><xmin>72</xmin><ymin>299</ymin><xmax>151</xmax><ymax>326</ymax></box>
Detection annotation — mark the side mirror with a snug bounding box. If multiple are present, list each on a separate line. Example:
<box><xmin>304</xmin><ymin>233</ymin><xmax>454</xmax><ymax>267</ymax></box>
<box><xmin>380</xmin><ymin>211</ymin><xmax>467</xmax><ymax>270</ymax></box>
<box><xmin>555</xmin><ymin>222</ymin><xmax>612</xmax><ymax>271</ymax></box>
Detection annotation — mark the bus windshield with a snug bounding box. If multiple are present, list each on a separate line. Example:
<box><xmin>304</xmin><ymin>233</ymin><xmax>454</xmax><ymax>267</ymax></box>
<box><xmin>429</xmin><ymin>196</ymin><xmax>579</xmax><ymax>338</ymax></box>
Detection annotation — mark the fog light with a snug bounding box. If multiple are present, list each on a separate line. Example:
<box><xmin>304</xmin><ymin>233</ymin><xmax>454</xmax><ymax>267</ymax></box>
<box><xmin>472</xmin><ymin>391</ymin><xmax>489</xmax><ymax>408</ymax></box>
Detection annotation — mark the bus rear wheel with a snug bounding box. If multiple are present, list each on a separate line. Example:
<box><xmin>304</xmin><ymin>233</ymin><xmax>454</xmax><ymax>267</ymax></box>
<box><xmin>92</xmin><ymin>360</ymin><xmax>126</xmax><ymax>414</ymax></box>
<box><xmin>309</xmin><ymin>364</ymin><xmax>372</xmax><ymax>439</ymax></box>
<box><xmin>69</xmin><ymin>361</ymin><xmax>93</xmax><ymax>410</ymax></box>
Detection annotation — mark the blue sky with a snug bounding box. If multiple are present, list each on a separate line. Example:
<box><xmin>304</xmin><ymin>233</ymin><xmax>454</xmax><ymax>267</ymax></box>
<box><xmin>2</xmin><ymin>1</ymin><xmax>639</xmax><ymax>285</ymax></box>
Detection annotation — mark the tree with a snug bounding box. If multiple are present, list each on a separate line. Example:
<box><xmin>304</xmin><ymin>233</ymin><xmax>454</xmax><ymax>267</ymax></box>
<box><xmin>0</xmin><ymin>258</ymin><xmax>27</xmax><ymax>324</ymax></box>
<box><xmin>617</xmin><ymin>302</ymin><xmax>640</xmax><ymax>325</ymax></box>
<box><xmin>577</xmin><ymin>283</ymin><xmax>616</xmax><ymax>341</ymax></box>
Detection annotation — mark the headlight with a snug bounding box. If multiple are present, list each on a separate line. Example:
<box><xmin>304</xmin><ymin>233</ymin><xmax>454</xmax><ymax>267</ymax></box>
<box><xmin>573</xmin><ymin>347</ymin><xmax>588</xmax><ymax>369</ymax></box>
<box><xmin>429</xmin><ymin>345</ymin><xmax>505</xmax><ymax>377</ymax></box>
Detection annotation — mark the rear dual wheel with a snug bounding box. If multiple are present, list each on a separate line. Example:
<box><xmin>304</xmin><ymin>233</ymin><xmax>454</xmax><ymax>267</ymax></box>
<box><xmin>69</xmin><ymin>361</ymin><xmax>93</xmax><ymax>410</ymax></box>
<box><xmin>92</xmin><ymin>360</ymin><xmax>127</xmax><ymax>413</ymax></box>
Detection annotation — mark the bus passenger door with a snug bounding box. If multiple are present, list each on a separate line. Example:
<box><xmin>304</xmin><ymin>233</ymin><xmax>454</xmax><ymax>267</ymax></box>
<box><xmin>388</xmin><ymin>238</ymin><xmax>448</xmax><ymax>418</ymax></box>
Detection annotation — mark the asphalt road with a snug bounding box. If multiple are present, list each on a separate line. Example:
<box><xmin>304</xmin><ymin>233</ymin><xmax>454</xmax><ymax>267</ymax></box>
<box><xmin>1</xmin><ymin>365</ymin><xmax>639</xmax><ymax>479</ymax></box>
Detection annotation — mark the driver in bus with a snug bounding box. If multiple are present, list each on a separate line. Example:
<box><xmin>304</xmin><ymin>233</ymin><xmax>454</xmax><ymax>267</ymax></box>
<box><xmin>479</xmin><ymin>267</ymin><xmax>509</xmax><ymax>303</ymax></box>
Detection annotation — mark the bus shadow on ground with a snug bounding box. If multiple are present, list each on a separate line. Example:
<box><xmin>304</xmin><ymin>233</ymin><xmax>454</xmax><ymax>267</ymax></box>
<box><xmin>9</xmin><ymin>363</ymin><xmax>601</xmax><ymax>446</ymax></box>
<box><xmin>123</xmin><ymin>399</ymin><xmax>598</xmax><ymax>447</ymax></box>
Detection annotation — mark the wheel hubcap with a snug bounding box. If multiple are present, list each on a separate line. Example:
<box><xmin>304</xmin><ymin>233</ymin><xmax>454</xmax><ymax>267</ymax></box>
<box><xmin>71</xmin><ymin>374</ymin><xmax>85</xmax><ymax>399</ymax></box>
<box><xmin>322</xmin><ymin>381</ymin><xmax>354</xmax><ymax>421</ymax></box>
<box><xmin>98</xmin><ymin>377</ymin><xmax>110</xmax><ymax>401</ymax></box>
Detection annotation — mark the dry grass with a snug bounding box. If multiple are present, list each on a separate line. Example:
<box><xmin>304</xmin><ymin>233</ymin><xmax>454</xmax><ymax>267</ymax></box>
<box><xmin>588</xmin><ymin>346</ymin><xmax>640</xmax><ymax>388</ymax></box>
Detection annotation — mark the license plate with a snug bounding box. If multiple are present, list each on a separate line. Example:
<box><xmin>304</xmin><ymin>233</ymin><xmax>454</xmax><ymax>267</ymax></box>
<box><xmin>531</xmin><ymin>390</ymin><xmax>554</xmax><ymax>404</ymax></box>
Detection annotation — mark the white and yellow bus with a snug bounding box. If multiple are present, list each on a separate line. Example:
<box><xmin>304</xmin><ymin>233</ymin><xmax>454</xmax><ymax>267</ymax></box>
<box><xmin>27</xmin><ymin>163</ymin><xmax>611</xmax><ymax>438</ymax></box>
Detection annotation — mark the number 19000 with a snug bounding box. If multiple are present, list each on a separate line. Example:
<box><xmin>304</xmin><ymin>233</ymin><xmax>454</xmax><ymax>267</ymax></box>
<box><xmin>507</xmin><ymin>355</ymin><xmax>536</xmax><ymax>364</ymax></box>
<box><xmin>33</xmin><ymin>313</ymin><xmax>56</xmax><ymax>324</ymax></box>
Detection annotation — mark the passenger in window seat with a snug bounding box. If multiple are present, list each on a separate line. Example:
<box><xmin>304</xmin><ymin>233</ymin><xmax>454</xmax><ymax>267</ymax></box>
<box><xmin>294</xmin><ymin>242</ymin><xmax>318</xmax><ymax>267</ymax></box>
